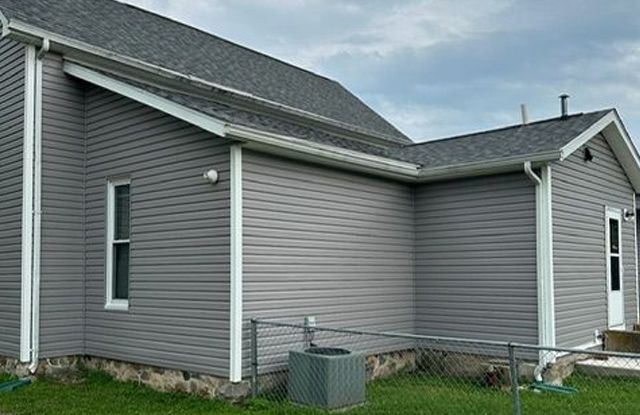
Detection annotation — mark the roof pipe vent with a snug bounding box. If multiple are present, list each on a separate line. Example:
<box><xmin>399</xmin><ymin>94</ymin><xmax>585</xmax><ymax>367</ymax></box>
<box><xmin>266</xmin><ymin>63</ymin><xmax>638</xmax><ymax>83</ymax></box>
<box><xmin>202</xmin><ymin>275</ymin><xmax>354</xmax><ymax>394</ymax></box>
<box><xmin>559</xmin><ymin>94</ymin><xmax>570</xmax><ymax>119</ymax></box>
<box><xmin>520</xmin><ymin>104</ymin><xmax>529</xmax><ymax>125</ymax></box>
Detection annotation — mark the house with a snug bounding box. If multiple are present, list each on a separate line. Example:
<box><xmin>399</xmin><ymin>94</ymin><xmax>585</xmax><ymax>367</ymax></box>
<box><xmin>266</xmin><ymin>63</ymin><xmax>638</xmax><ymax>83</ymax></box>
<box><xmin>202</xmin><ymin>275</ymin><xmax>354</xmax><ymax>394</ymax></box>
<box><xmin>1</xmin><ymin>0</ymin><xmax>640</xmax><ymax>397</ymax></box>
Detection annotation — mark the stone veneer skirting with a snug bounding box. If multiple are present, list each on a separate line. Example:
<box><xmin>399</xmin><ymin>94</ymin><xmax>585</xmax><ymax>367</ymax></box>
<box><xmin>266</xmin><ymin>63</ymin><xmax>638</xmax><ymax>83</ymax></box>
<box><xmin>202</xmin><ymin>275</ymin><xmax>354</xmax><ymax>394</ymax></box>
<box><xmin>0</xmin><ymin>355</ymin><xmax>249</xmax><ymax>402</ymax></box>
<box><xmin>1</xmin><ymin>349</ymin><xmax>585</xmax><ymax>401</ymax></box>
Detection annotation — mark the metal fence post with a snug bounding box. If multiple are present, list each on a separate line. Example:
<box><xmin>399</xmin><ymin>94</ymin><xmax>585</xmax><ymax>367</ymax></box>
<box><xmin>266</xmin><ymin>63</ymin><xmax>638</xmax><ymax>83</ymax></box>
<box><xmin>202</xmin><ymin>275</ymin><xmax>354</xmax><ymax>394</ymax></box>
<box><xmin>250</xmin><ymin>319</ymin><xmax>258</xmax><ymax>398</ymax></box>
<box><xmin>508</xmin><ymin>343</ymin><xmax>522</xmax><ymax>415</ymax></box>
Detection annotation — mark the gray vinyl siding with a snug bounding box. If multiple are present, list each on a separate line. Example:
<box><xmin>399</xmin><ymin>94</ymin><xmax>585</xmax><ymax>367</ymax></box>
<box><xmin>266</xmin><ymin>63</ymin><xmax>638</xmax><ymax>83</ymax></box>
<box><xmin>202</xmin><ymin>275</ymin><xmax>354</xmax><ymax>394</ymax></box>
<box><xmin>242</xmin><ymin>151</ymin><xmax>415</xmax><ymax>369</ymax></box>
<box><xmin>84</xmin><ymin>87</ymin><xmax>231</xmax><ymax>375</ymax></box>
<box><xmin>553</xmin><ymin>134</ymin><xmax>637</xmax><ymax>347</ymax></box>
<box><xmin>415</xmin><ymin>173</ymin><xmax>538</xmax><ymax>344</ymax></box>
<box><xmin>0</xmin><ymin>38</ymin><xmax>25</xmax><ymax>358</ymax></box>
<box><xmin>39</xmin><ymin>53</ymin><xmax>86</xmax><ymax>357</ymax></box>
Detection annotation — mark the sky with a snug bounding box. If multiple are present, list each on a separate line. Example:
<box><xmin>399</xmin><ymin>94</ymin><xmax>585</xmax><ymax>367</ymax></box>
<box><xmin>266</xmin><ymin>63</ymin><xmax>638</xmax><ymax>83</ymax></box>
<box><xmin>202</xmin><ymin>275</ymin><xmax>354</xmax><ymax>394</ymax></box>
<box><xmin>122</xmin><ymin>0</ymin><xmax>640</xmax><ymax>142</ymax></box>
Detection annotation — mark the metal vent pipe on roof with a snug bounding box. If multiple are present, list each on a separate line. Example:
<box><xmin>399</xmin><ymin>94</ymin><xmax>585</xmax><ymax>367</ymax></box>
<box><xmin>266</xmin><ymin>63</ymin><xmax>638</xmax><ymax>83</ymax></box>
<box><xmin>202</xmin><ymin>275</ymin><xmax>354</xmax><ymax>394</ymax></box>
<box><xmin>520</xmin><ymin>104</ymin><xmax>529</xmax><ymax>125</ymax></box>
<box><xmin>559</xmin><ymin>94</ymin><xmax>570</xmax><ymax>118</ymax></box>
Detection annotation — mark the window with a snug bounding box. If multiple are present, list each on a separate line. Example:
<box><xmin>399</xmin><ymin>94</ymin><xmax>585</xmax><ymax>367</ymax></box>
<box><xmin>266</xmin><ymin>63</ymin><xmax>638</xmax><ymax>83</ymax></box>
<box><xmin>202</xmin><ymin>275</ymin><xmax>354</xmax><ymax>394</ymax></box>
<box><xmin>106</xmin><ymin>178</ymin><xmax>131</xmax><ymax>310</ymax></box>
<box><xmin>608</xmin><ymin>217</ymin><xmax>621</xmax><ymax>292</ymax></box>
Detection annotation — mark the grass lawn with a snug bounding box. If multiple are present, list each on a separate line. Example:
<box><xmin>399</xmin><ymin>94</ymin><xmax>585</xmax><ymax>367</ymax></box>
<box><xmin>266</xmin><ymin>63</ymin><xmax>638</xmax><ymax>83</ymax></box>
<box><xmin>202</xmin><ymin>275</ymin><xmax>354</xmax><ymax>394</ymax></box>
<box><xmin>1</xmin><ymin>370</ymin><xmax>639</xmax><ymax>415</ymax></box>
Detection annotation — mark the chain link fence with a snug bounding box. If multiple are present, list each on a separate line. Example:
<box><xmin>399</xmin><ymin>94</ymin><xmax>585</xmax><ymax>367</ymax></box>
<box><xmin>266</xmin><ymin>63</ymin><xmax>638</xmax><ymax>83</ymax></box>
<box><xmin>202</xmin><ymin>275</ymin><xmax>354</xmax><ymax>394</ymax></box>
<box><xmin>250</xmin><ymin>319</ymin><xmax>640</xmax><ymax>414</ymax></box>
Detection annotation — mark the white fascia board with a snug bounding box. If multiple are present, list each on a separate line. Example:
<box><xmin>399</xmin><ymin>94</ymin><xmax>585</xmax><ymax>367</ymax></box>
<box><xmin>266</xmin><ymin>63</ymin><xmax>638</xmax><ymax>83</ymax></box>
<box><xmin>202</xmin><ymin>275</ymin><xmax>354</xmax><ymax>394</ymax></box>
<box><xmin>20</xmin><ymin>45</ymin><xmax>36</xmax><ymax>363</ymax></box>
<box><xmin>63</xmin><ymin>62</ymin><xmax>228</xmax><ymax>137</ymax></box>
<box><xmin>560</xmin><ymin>110</ymin><xmax>640</xmax><ymax>192</ymax></box>
<box><xmin>64</xmin><ymin>63</ymin><xmax>421</xmax><ymax>180</ymax></box>
<box><xmin>418</xmin><ymin>151</ymin><xmax>560</xmax><ymax>182</ymax></box>
<box><xmin>64</xmin><ymin>62</ymin><xmax>570</xmax><ymax>184</ymax></box>
<box><xmin>6</xmin><ymin>19</ymin><xmax>405</xmax><ymax>146</ymax></box>
<box><xmin>0</xmin><ymin>10</ymin><xmax>10</xmax><ymax>38</ymax></box>
<box><xmin>229</xmin><ymin>145</ymin><xmax>243</xmax><ymax>383</ymax></box>
<box><xmin>226</xmin><ymin>124</ymin><xmax>421</xmax><ymax>180</ymax></box>
<box><xmin>559</xmin><ymin>111</ymin><xmax>616</xmax><ymax>160</ymax></box>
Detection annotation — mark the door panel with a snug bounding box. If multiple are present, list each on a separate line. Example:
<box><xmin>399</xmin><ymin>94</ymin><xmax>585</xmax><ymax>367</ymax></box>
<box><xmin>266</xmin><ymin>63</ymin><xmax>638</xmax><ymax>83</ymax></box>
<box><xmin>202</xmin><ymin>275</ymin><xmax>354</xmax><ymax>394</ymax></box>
<box><xmin>606</xmin><ymin>209</ymin><xmax>624</xmax><ymax>328</ymax></box>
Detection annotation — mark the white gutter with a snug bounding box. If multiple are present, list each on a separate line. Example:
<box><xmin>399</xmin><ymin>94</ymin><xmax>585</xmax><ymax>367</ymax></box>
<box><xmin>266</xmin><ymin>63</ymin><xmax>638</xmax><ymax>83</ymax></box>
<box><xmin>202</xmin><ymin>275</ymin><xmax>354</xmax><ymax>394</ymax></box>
<box><xmin>2</xmin><ymin>17</ymin><xmax>407</xmax><ymax>147</ymax></box>
<box><xmin>420</xmin><ymin>151</ymin><xmax>559</xmax><ymax>183</ymax></box>
<box><xmin>62</xmin><ymin>61</ymin><xmax>422</xmax><ymax>182</ymax></box>
<box><xmin>524</xmin><ymin>161</ymin><xmax>556</xmax><ymax>367</ymax></box>
<box><xmin>225</xmin><ymin>124</ymin><xmax>421</xmax><ymax>181</ymax></box>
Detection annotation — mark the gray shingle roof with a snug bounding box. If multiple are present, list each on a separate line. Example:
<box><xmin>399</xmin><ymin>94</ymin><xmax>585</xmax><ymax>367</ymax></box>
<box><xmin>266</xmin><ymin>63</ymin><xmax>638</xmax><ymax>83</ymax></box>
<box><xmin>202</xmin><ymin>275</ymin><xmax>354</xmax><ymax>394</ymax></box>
<box><xmin>388</xmin><ymin>109</ymin><xmax>612</xmax><ymax>168</ymax></box>
<box><xmin>89</xmin><ymin>70</ymin><xmax>615</xmax><ymax>171</ymax></box>
<box><xmin>0</xmin><ymin>0</ymin><xmax>410</xmax><ymax>143</ymax></box>
<box><xmin>116</xmin><ymin>75</ymin><xmax>397</xmax><ymax>158</ymax></box>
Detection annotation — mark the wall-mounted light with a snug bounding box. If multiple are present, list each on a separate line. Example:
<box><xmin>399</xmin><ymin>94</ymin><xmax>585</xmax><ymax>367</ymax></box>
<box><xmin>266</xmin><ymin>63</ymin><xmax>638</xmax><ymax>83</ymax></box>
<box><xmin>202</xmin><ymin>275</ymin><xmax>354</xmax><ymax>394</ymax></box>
<box><xmin>623</xmin><ymin>208</ymin><xmax>635</xmax><ymax>222</ymax></box>
<box><xmin>203</xmin><ymin>169</ymin><xmax>219</xmax><ymax>184</ymax></box>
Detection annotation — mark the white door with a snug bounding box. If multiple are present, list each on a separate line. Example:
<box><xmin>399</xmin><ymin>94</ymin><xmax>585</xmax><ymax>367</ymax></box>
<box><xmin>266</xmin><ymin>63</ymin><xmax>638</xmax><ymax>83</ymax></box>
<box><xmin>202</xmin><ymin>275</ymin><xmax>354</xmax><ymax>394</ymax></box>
<box><xmin>606</xmin><ymin>208</ymin><xmax>624</xmax><ymax>328</ymax></box>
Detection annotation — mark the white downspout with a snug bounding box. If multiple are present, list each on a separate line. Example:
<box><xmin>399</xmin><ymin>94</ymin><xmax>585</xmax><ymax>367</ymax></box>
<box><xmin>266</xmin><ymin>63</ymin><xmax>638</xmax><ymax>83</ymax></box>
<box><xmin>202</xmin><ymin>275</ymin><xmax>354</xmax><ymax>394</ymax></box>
<box><xmin>524</xmin><ymin>161</ymin><xmax>556</xmax><ymax>379</ymax></box>
<box><xmin>524</xmin><ymin>161</ymin><xmax>541</xmax><ymax>186</ymax></box>
<box><xmin>229</xmin><ymin>144</ymin><xmax>243</xmax><ymax>382</ymax></box>
<box><xmin>28</xmin><ymin>38</ymin><xmax>49</xmax><ymax>374</ymax></box>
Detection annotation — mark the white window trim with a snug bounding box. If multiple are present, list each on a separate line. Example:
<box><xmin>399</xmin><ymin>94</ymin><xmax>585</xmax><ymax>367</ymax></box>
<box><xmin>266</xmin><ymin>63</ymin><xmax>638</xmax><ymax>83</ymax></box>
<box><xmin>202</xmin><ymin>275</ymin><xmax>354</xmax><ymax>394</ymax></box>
<box><xmin>105</xmin><ymin>177</ymin><xmax>131</xmax><ymax>311</ymax></box>
<box><xmin>605</xmin><ymin>206</ymin><xmax>625</xmax><ymax>329</ymax></box>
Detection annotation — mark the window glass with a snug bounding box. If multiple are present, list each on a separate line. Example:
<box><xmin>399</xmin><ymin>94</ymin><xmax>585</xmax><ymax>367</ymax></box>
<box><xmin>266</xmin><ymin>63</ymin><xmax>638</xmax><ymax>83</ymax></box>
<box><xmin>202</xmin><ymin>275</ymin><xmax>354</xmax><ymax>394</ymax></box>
<box><xmin>610</xmin><ymin>257</ymin><xmax>620</xmax><ymax>291</ymax></box>
<box><xmin>114</xmin><ymin>185</ymin><xmax>130</xmax><ymax>240</ymax></box>
<box><xmin>609</xmin><ymin>218</ymin><xmax>619</xmax><ymax>254</ymax></box>
<box><xmin>113</xmin><ymin>242</ymin><xmax>130</xmax><ymax>300</ymax></box>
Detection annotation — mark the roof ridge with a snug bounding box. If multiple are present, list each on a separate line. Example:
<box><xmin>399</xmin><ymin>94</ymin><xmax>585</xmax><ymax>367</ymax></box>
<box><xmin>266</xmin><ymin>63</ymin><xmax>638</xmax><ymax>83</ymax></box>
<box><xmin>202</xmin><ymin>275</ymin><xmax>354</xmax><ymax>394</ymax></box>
<box><xmin>407</xmin><ymin>108</ymin><xmax>613</xmax><ymax>147</ymax></box>
<box><xmin>116</xmin><ymin>0</ymin><xmax>335</xmax><ymax>83</ymax></box>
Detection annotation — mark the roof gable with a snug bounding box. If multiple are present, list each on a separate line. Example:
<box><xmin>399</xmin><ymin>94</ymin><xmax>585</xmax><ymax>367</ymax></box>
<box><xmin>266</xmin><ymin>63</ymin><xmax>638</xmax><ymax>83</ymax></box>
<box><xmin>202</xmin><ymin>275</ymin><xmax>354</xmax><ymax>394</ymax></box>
<box><xmin>559</xmin><ymin>110</ymin><xmax>640</xmax><ymax>193</ymax></box>
<box><xmin>0</xmin><ymin>0</ymin><xmax>409</xmax><ymax>143</ymax></box>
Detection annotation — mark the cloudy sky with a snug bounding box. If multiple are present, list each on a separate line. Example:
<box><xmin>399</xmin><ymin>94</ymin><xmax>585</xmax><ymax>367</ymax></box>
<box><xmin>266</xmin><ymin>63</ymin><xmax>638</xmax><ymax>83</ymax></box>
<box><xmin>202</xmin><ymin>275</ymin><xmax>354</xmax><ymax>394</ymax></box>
<box><xmin>123</xmin><ymin>0</ymin><xmax>640</xmax><ymax>142</ymax></box>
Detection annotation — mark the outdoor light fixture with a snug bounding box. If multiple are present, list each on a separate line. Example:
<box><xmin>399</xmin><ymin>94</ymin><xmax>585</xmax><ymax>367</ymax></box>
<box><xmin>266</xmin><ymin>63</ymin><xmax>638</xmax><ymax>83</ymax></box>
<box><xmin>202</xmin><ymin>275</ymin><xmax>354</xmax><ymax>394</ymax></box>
<box><xmin>203</xmin><ymin>169</ymin><xmax>219</xmax><ymax>184</ymax></box>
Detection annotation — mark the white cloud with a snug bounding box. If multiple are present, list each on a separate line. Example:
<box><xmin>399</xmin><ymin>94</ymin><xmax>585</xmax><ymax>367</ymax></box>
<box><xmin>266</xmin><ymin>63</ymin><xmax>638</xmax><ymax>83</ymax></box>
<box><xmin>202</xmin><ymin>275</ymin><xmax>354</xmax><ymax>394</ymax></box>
<box><xmin>291</xmin><ymin>0</ymin><xmax>513</xmax><ymax>67</ymax></box>
<box><xmin>123</xmin><ymin>0</ymin><xmax>514</xmax><ymax>70</ymax></box>
<box><xmin>122</xmin><ymin>0</ymin><xmax>226</xmax><ymax>28</ymax></box>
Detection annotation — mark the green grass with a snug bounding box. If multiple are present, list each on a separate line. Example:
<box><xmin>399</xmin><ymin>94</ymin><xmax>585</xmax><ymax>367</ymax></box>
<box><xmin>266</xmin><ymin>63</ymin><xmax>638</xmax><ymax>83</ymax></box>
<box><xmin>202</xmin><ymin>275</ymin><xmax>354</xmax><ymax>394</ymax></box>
<box><xmin>1</xmin><ymin>371</ymin><xmax>639</xmax><ymax>415</ymax></box>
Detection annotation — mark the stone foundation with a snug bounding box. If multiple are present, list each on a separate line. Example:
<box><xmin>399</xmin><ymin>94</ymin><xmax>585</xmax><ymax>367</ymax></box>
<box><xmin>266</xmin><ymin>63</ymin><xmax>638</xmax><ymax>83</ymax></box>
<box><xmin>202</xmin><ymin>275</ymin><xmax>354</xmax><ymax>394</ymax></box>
<box><xmin>2</xmin><ymin>349</ymin><xmax>585</xmax><ymax>400</ymax></box>
<box><xmin>0</xmin><ymin>356</ymin><xmax>31</xmax><ymax>378</ymax></box>
<box><xmin>367</xmin><ymin>349</ymin><xmax>418</xmax><ymax>380</ymax></box>
<box><xmin>0</xmin><ymin>355</ymin><xmax>247</xmax><ymax>402</ymax></box>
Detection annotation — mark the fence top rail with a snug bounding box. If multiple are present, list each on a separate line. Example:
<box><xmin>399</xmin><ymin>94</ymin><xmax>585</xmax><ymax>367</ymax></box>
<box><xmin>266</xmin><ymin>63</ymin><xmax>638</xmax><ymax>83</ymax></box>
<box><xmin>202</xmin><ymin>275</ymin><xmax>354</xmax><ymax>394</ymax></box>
<box><xmin>253</xmin><ymin>319</ymin><xmax>513</xmax><ymax>348</ymax></box>
<box><xmin>252</xmin><ymin>319</ymin><xmax>640</xmax><ymax>360</ymax></box>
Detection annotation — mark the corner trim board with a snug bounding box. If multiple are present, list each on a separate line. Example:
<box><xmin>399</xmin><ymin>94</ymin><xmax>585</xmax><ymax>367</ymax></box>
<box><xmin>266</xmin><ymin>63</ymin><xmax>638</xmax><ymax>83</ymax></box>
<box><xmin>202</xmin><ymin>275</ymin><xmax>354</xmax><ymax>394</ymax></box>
<box><xmin>229</xmin><ymin>145</ymin><xmax>243</xmax><ymax>382</ymax></box>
